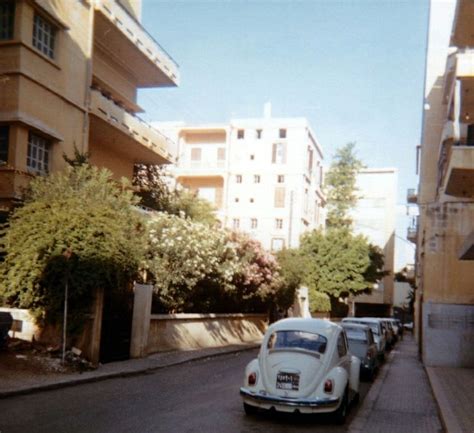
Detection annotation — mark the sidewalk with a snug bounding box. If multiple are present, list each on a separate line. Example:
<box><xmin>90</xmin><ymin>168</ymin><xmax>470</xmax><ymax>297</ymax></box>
<box><xmin>349</xmin><ymin>334</ymin><xmax>444</xmax><ymax>433</ymax></box>
<box><xmin>427</xmin><ymin>366</ymin><xmax>474</xmax><ymax>433</ymax></box>
<box><xmin>0</xmin><ymin>341</ymin><xmax>260</xmax><ymax>399</ymax></box>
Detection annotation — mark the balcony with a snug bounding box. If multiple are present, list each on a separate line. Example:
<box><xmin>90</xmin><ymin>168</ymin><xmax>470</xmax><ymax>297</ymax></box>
<box><xmin>442</xmin><ymin>145</ymin><xmax>474</xmax><ymax>198</ymax></box>
<box><xmin>94</xmin><ymin>0</ymin><xmax>179</xmax><ymax>87</ymax></box>
<box><xmin>407</xmin><ymin>225</ymin><xmax>417</xmax><ymax>244</ymax></box>
<box><xmin>407</xmin><ymin>188</ymin><xmax>418</xmax><ymax>204</ymax></box>
<box><xmin>89</xmin><ymin>88</ymin><xmax>176</xmax><ymax>165</ymax></box>
<box><xmin>444</xmin><ymin>50</ymin><xmax>474</xmax><ymax>114</ymax></box>
<box><xmin>451</xmin><ymin>0</ymin><xmax>474</xmax><ymax>48</ymax></box>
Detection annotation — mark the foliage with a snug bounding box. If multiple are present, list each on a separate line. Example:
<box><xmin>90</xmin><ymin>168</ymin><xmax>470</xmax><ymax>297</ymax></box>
<box><xmin>363</xmin><ymin>243</ymin><xmax>389</xmax><ymax>290</ymax></box>
<box><xmin>133</xmin><ymin>164</ymin><xmax>218</xmax><ymax>226</ymax></box>
<box><xmin>63</xmin><ymin>145</ymin><xmax>90</xmax><ymax>167</ymax></box>
<box><xmin>227</xmin><ymin>232</ymin><xmax>281</xmax><ymax>311</ymax></box>
<box><xmin>146</xmin><ymin>213</ymin><xmax>238</xmax><ymax>312</ymax></box>
<box><xmin>324</xmin><ymin>142</ymin><xmax>364</xmax><ymax>229</ymax></box>
<box><xmin>309</xmin><ymin>291</ymin><xmax>331</xmax><ymax>313</ymax></box>
<box><xmin>0</xmin><ymin>165</ymin><xmax>145</xmax><ymax>326</ymax></box>
<box><xmin>299</xmin><ymin>228</ymin><xmax>372</xmax><ymax>302</ymax></box>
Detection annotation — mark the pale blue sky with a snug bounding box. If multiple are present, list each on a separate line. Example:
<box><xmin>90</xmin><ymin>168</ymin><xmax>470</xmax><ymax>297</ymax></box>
<box><xmin>138</xmin><ymin>0</ymin><xmax>428</xmax><ymax>269</ymax></box>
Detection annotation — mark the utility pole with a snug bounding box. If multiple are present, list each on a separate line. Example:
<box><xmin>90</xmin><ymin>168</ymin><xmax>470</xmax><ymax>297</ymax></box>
<box><xmin>62</xmin><ymin>248</ymin><xmax>73</xmax><ymax>365</ymax></box>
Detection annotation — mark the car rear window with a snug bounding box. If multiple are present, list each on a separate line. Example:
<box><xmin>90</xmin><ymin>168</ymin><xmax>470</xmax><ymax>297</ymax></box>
<box><xmin>345</xmin><ymin>328</ymin><xmax>367</xmax><ymax>342</ymax></box>
<box><xmin>344</xmin><ymin>320</ymin><xmax>379</xmax><ymax>335</ymax></box>
<box><xmin>267</xmin><ymin>330</ymin><xmax>328</xmax><ymax>354</ymax></box>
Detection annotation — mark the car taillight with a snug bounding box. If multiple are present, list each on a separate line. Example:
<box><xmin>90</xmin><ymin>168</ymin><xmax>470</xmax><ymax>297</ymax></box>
<box><xmin>248</xmin><ymin>372</ymin><xmax>257</xmax><ymax>386</ymax></box>
<box><xmin>324</xmin><ymin>379</ymin><xmax>333</xmax><ymax>394</ymax></box>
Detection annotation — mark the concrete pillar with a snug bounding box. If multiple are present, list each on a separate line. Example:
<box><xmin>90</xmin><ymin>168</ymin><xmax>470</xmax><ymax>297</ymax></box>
<box><xmin>130</xmin><ymin>283</ymin><xmax>153</xmax><ymax>358</ymax></box>
<box><xmin>89</xmin><ymin>287</ymin><xmax>104</xmax><ymax>366</ymax></box>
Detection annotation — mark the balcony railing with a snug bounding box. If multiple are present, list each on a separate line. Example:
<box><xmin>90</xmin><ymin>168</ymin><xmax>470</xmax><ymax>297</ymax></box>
<box><xmin>94</xmin><ymin>0</ymin><xmax>179</xmax><ymax>86</ymax></box>
<box><xmin>177</xmin><ymin>160</ymin><xmax>227</xmax><ymax>171</ymax></box>
<box><xmin>407</xmin><ymin>225</ymin><xmax>417</xmax><ymax>244</ymax></box>
<box><xmin>89</xmin><ymin>88</ymin><xmax>176</xmax><ymax>162</ymax></box>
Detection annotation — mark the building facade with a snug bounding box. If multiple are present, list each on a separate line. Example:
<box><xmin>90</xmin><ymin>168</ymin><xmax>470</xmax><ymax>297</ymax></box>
<box><xmin>0</xmin><ymin>0</ymin><xmax>178</xmax><ymax>216</ymax></box>
<box><xmin>349</xmin><ymin>168</ymin><xmax>397</xmax><ymax>317</ymax></box>
<box><xmin>169</xmin><ymin>107</ymin><xmax>325</xmax><ymax>251</ymax></box>
<box><xmin>415</xmin><ymin>0</ymin><xmax>474</xmax><ymax>367</ymax></box>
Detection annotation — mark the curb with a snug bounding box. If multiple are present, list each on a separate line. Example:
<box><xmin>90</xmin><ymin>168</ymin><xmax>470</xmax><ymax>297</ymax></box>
<box><xmin>347</xmin><ymin>350</ymin><xmax>395</xmax><ymax>433</ymax></box>
<box><xmin>0</xmin><ymin>344</ymin><xmax>259</xmax><ymax>399</ymax></box>
<box><xmin>426</xmin><ymin>367</ymin><xmax>463</xmax><ymax>433</ymax></box>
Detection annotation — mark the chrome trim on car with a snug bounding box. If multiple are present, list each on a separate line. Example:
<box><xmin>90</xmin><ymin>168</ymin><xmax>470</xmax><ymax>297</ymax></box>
<box><xmin>240</xmin><ymin>388</ymin><xmax>340</xmax><ymax>408</ymax></box>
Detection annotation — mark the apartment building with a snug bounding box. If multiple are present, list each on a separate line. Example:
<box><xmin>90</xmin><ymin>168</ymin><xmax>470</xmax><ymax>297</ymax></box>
<box><xmin>169</xmin><ymin>106</ymin><xmax>325</xmax><ymax>251</ymax></box>
<box><xmin>349</xmin><ymin>168</ymin><xmax>397</xmax><ymax>317</ymax></box>
<box><xmin>416</xmin><ymin>0</ymin><xmax>474</xmax><ymax>367</ymax></box>
<box><xmin>0</xmin><ymin>0</ymin><xmax>178</xmax><ymax>216</ymax></box>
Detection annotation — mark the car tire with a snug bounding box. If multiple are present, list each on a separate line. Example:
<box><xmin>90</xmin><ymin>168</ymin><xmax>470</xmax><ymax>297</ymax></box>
<box><xmin>243</xmin><ymin>403</ymin><xmax>258</xmax><ymax>416</ymax></box>
<box><xmin>334</xmin><ymin>388</ymin><xmax>348</xmax><ymax>425</ymax></box>
<box><xmin>352</xmin><ymin>392</ymin><xmax>360</xmax><ymax>405</ymax></box>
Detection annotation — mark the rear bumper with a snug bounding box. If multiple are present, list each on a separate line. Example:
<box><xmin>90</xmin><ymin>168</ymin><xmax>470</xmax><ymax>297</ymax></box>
<box><xmin>240</xmin><ymin>387</ymin><xmax>340</xmax><ymax>409</ymax></box>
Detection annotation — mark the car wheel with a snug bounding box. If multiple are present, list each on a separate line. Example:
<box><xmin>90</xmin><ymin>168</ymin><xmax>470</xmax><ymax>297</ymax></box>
<box><xmin>334</xmin><ymin>388</ymin><xmax>348</xmax><ymax>425</ymax></box>
<box><xmin>352</xmin><ymin>392</ymin><xmax>360</xmax><ymax>405</ymax></box>
<box><xmin>243</xmin><ymin>403</ymin><xmax>258</xmax><ymax>416</ymax></box>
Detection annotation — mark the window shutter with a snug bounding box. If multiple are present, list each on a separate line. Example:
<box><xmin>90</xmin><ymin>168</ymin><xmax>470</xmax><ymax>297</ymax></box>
<box><xmin>274</xmin><ymin>187</ymin><xmax>286</xmax><ymax>208</ymax></box>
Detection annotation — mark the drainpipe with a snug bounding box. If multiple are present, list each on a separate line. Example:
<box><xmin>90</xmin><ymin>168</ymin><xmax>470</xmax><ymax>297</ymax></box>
<box><xmin>82</xmin><ymin>1</ymin><xmax>95</xmax><ymax>153</ymax></box>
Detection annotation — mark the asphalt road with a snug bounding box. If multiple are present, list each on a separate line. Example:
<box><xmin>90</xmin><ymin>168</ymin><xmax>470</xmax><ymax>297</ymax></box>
<box><xmin>0</xmin><ymin>350</ymin><xmax>371</xmax><ymax>433</ymax></box>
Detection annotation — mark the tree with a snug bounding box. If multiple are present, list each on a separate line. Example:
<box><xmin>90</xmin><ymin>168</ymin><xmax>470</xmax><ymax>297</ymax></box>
<box><xmin>146</xmin><ymin>213</ymin><xmax>238</xmax><ymax>312</ymax></box>
<box><xmin>0</xmin><ymin>165</ymin><xmax>145</xmax><ymax>326</ymax></box>
<box><xmin>300</xmin><ymin>228</ymin><xmax>372</xmax><ymax>302</ymax></box>
<box><xmin>324</xmin><ymin>143</ymin><xmax>364</xmax><ymax>229</ymax></box>
<box><xmin>133</xmin><ymin>164</ymin><xmax>218</xmax><ymax>226</ymax></box>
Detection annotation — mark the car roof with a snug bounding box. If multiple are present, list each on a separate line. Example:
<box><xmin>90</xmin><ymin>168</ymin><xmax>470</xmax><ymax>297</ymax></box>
<box><xmin>341</xmin><ymin>322</ymin><xmax>370</xmax><ymax>331</ymax></box>
<box><xmin>269</xmin><ymin>318</ymin><xmax>341</xmax><ymax>338</ymax></box>
<box><xmin>343</xmin><ymin>317</ymin><xmax>382</xmax><ymax>325</ymax></box>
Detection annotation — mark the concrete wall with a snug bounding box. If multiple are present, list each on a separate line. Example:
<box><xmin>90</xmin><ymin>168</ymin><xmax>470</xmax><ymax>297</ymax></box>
<box><xmin>423</xmin><ymin>302</ymin><xmax>474</xmax><ymax>367</ymax></box>
<box><xmin>147</xmin><ymin>313</ymin><xmax>267</xmax><ymax>353</ymax></box>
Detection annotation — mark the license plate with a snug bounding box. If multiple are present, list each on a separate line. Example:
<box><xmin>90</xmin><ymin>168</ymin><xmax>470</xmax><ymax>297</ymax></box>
<box><xmin>276</xmin><ymin>372</ymin><xmax>300</xmax><ymax>391</ymax></box>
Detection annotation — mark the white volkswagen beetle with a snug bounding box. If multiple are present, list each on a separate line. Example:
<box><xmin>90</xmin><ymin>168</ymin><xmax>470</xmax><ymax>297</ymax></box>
<box><xmin>240</xmin><ymin>318</ymin><xmax>360</xmax><ymax>423</ymax></box>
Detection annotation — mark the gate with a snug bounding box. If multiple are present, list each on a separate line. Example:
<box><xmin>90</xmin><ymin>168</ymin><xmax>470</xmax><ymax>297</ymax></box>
<box><xmin>99</xmin><ymin>289</ymin><xmax>134</xmax><ymax>363</ymax></box>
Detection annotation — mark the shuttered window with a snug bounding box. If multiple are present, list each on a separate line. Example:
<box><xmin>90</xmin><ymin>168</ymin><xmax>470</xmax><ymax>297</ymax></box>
<box><xmin>272</xmin><ymin>142</ymin><xmax>286</xmax><ymax>164</ymax></box>
<box><xmin>217</xmin><ymin>147</ymin><xmax>226</xmax><ymax>160</ymax></box>
<box><xmin>274</xmin><ymin>187</ymin><xmax>285</xmax><ymax>208</ymax></box>
<box><xmin>191</xmin><ymin>147</ymin><xmax>202</xmax><ymax>161</ymax></box>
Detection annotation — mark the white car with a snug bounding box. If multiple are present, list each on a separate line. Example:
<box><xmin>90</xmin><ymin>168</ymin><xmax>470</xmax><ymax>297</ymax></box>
<box><xmin>342</xmin><ymin>317</ymin><xmax>386</xmax><ymax>360</ymax></box>
<box><xmin>240</xmin><ymin>318</ymin><xmax>360</xmax><ymax>424</ymax></box>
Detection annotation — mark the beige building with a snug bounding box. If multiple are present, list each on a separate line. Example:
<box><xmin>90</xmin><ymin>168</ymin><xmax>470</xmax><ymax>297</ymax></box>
<box><xmin>349</xmin><ymin>168</ymin><xmax>397</xmax><ymax>317</ymax></box>
<box><xmin>0</xmin><ymin>0</ymin><xmax>178</xmax><ymax>217</ymax></box>
<box><xmin>167</xmin><ymin>106</ymin><xmax>326</xmax><ymax>251</ymax></box>
<box><xmin>415</xmin><ymin>0</ymin><xmax>474</xmax><ymax>367</ymax></box>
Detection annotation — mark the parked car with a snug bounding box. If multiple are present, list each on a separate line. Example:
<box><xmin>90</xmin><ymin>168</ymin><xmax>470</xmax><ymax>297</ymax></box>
<box><xmin>240</xmin><ymin>318</ymin><xmax>360</xmax><ymax>424</ymax></box>
<box><xmin>342</xmin><ymin>318</ymin><xmax>386</xmax><ymax>361</ymax></box>
<box><xmin>0</xmin><ymin>312</ymin><xmax>13</xmax><ymax>348</ymax></box>
<box><xmin>387</xmin><ymin>318</ymin><xmax>402</xmax><ymax>339</ymax></box>
<box><xmin>379</xmin><ymin>319</ymin><xmax>396</xmax><ymax>348</ymax></box>
<box><xmin>341</xmin><ymin>322</ymin><xmax>378</xmax><ymax>381</ymax></box>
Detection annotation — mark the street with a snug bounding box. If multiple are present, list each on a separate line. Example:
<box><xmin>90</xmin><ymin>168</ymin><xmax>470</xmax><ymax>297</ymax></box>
<box><xmin>0</xmin><ymin>349</ymin><xmax>371</xmax><ymax>433</ymax></box>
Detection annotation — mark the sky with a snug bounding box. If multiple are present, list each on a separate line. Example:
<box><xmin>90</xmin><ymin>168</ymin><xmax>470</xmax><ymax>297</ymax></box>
<box><xmin>137</xmin><ymin>0</ymin><xmax>429</xmax><ymax>270</ymax></box>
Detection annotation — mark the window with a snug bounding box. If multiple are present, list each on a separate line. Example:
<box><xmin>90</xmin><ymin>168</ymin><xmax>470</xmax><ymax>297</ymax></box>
<box><xmin>27</xmin><ymin>132</ymin><xmax>50</xmax><ymax>174</ymax></box>
<box><xmin>232</xmin><ymin>218</ymin><xmax>240</xmax><ymax>229</ymax></box>
<box><xmin>191</xmin><ymin>147</ymin><xmax>202</xmax><ymax>161</ymax></box>
<box><xmin>236</xmin><ymin>174</ymin><xmax>242</xmax><ymax>183</ymax></box>
<box><xmin>254</xmin><ymin>175</ymin><xmax>260</xmax><ymax>183</ymax></box>
<box><xmin>279</xmin><ymin>128</ymin><xmax>287</xmax><ymax>139</ymax></box>
<box><xmin>274</xmin><ymin>187</ymin><xmax>285</xmax><ymax>208</ymax></box>
<box><xmin>0</xmin><ymin>126</ymin><xmax>9</xmax><ymax>164</ymax></box>
<box><xmin>271</xmin><ymin>238</ymin><xmax>285</xmax><ymax>251</ymax></box>
<box><xmin>250</xmin><ymin>154</ymin><xmax>255</xmax><ymax>160</ymax></box>
<box><xmin>272</xmin><ymin>142</ymin><xmax>286</xmax><ymax>164</ymax></box>
<box><xmin>277</xmin><ymin>174</ymin><xmax>285</xmax><ymax>183</ymax></box>
<box><xmin>235</xmin><ymin>197</ymin><xmax>239</xmax><ymax>203</ymax></box>
<box><xmin>237</xmin><ymin>129</ymin><xmax>244</xmax><ymax>139</ymax></box>
<box><xmin>256</xmin><ymin>129</ymin><xmax>262</xmax><ymax>139</ymax></box>
<box><xmin>251</xmin><ymin>218</ymin><xmax>258</xmax><ymax>229</ymax></box>
<box><xmin>307</xmin><ymin>148</ymin><xmax>314</xmax><ymax>173</ymax></box>
<box><xmin>0</xmin><ymin>1</ymin><xmax>14</xmax><ymax>40</ymax></box>
<box><xmin>267</xmin><ymin>331</ymin><xmax>327</xmax><ymax>354</ymax></box>
<box><xmin>33</xmin><ymin>14</ymin><xmax>56</xmax><ymax>59</ymax></box>
<box><xmin>337</xmin><ymin>333</ymin><xmax>347</xmax><ymax>357</ymax></box>
<box><xmin>217</xmin><ymin>147</ymin><xmax>226</xmax><ymax>160</ymax></box>
<box><xmin>275</xmin><ymin>218</ymin><xmax>283</xmax><ymax>229</ymax></box>
<box><xmin>249</xmin><ymin>198</ymin><xmax>254</xmax><ymax>203</ymax></box>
